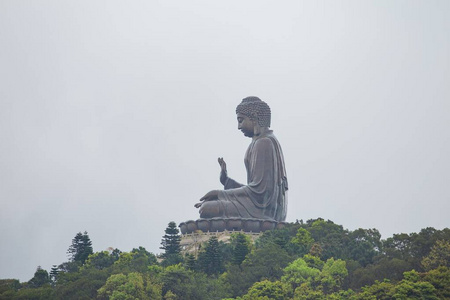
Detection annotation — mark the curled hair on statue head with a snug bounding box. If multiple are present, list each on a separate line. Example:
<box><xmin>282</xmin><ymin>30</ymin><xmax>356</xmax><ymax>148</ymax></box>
<box><xmin>236</xmin><ymin>96</ymin><xmax>271</xmax><ymax>127</ymax></box>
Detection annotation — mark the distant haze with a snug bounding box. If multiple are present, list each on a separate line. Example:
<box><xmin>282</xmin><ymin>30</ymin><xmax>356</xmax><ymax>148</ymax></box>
<box><xmin>0</xmin><ymin>1</ymin><xmax>449</xmax><ymax>281</ymax></box>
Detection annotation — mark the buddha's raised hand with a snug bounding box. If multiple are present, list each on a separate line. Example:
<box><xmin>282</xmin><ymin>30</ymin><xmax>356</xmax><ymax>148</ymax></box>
<box><xmin>218</xmin><ymin>157</ymin><xmax>228</xmax><ymax>185</ymax></box>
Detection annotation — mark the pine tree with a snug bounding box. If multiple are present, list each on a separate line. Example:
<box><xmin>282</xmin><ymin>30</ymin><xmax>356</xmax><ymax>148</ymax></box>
<box><xmin>200</xmin><ymin>236</ymin><xmax>223</xmax><ymax>275</ymax></box>
<box><xmin>49</xmin><ymin>265</ymin><xmax>59</xmax><ymax>285</ymax></box>
<box><xmin>232</xmin><ymin>233</ymin><xmax>250</xmax><ymax>265</ymax></box>
<box><xmin>67</xmin><ymin>231</ymin><xmax>93</xmax><ymax>264</ymax></box>
<box><xmin>160</xmin><ymin>221</ymin><xmax>181</xmax><ymax>258</ymax></box>
<box><xmin>185</xmin><ymin>254</ymin><xmax>196</xmax><ymax>270</ymax></box>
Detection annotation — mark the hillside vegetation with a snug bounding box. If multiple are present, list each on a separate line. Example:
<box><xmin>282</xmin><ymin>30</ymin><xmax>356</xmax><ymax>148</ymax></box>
<box><xmin>0</xmin><ymin>218</ymin><xmax>449</xmax><ymax>299</ymax></box>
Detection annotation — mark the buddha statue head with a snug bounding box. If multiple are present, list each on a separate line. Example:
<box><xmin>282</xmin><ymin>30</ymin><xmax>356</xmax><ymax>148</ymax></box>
<box><xmin>236</xmin><ymin>96</ymin><xmax>271</xmax><ymax>128</ymax></box>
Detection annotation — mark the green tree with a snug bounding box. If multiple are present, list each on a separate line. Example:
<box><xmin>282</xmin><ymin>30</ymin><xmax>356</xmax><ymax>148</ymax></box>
<box><xmin>255</xmin><ymin>224</ymin><xmax>300</xmax><ymax>255</ymax></box>
<box><xmin>199</xmin><ymin>236</ymin><xmax>224</xmax><ymax>275</ymax></box>
<box><xmin>223</xmin><ymin>243</ymin><xmax>291</xmax><ymax>297</ymax></box>
<box><xmin>281</xmin><ymin>257</ymin><xmax>321</xmax><ymax>293</ymax></box>
<box><xmin>232</xmin><ymin>233</ymin><xmax>250</xmax><ymax>266</ymax></box>
<box><xmin>245</xmin><ymin>243</ymin><xmax>291</xmax><ymax>281</ymax></box>
<box><xmin>293</xmin><ymin>282</ymin><xmax>326</xmax><ymax>300</ymax></box>
<box><xmin>131</xmin><ymin>246</ymin><xmax>158</xmax><ymax>266</ymax></box>
<box><xmin>112</xmin><ymin>248</ymin><xmax>158</xmax><ymax>273</ymax></box>
<box><xmin>57</xmin><ymin>261</ymin><xmax>80</xmax><ymax>273</ymax></box>
<box><xmin>291</xmin><ymin>228</ymin><xmax>314</xmax><ymax>256</ymax></box>
<box><xmin>67</xmin><ymin>231</ymin><xmax>93</xmax><ymax>264</ymax></box>
<box><xmin>307</xmin><ymin>219</ymin><xmax>349</xmax><ymax>260</ymax></box>
<box><xmin>421</xmin><ymin>240</ymin><xmax>450</xmax><ymax>271</ymax></box>
<box><xmin>391</xmin><ymin>270</ymin><xmax>439</xmax><ymax>299</ymax></box>
<box><xmin>3</xmin><ymin>285</ymin><xmax>54</xmax><ymax>300</ymax></box>
<box><xmin>243</xmin><ymin>280</ymin><xmax>289</xmax><ymax>300</ymax></box>
<box><xmin>160</xmin><ymin>264</ymin><xmax>227</xmax><ymax>299</ymax></box>
<box><xmin>28</xmin><ymin>266</ymin><xmax>51</xmax><ymax>288</ymax></box>
<box><xmin>357</xmin><ymin>279</ymin><xmax>395</xmax><ymax>300</ymax></box>
<box><xmin>160</xmin><ymin>222</ymin><xmax>182</xmax><ymax>258</ymax></box>
<box><xmin>409</xmin><ymin>228</ymin><xmax>450</xmax><ymax>262</ymax></box>
<box><xmin>319</xmin><ymin>258</ymin><xmax>348</xmax><ymax>293</ymax></box>
<box><xmin>53</xmin><ymin>267</ymin><xmax>109</xmax><ymax>299</ymax></box>
<box><xmin>383</xmin><ymin>233</ymin><xmax>412</xmax><ymax>261</ymax></box>
<box><xmin>348</xmin><ymin>228</ymin><xmax>382</xmax><ymax>267</ymax></box>
<box><xmin>346</xmin><ymin>258</ymin><xmax>413</xmax><ymax>290</ymax></box>
<box><xmin>382</xmin><ymin>227</ymin><xmax>450</xmax><ymax>270</ymax></box>
<box><xmin>184</xmin><ymin>254</ymin><xmax>197</xmax><ymax>271</ymax></box>
<box><xmin>423</xmin><ymin>266</ymin><xmax>450</xmax><ymax>299</ymax></box>
<box><xmin>356</xmin><ymin>270</ymin><xmax>441</xmax><ymax>300</ymax></box>
<box><xmin>0</xmin><ymin>279</ymin><xmax>21</xmax><ymax>296</ymax></box>
<box><xmin>302</xmin><ymin>254</ymin><xmax>324</xmax><ymax>270</ymax></box>
<box><xmin>82</xmin><ymin>251</ymin><xmax>117</xmax><ymax>270</ymax></box>
<box><xmin>161</xmin><ymin>253</ymin><xmax>184</xmax><ymax>268</ymax></box>
<box><xmin>97</xmin><ymin>272</ymin><xmax>162</xmax><ymax>300</ymax></box>
<box><xmin>49</xmin><ymin>265</ymin><xmax>59</xmax><ymax>285</ymax></box>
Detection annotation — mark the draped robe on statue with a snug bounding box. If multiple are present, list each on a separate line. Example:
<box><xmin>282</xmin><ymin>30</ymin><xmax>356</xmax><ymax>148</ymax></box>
<box><xmin>200</xmin><ymin>130</ymin><xmax>288</xmax><ymax>221</ymax></box>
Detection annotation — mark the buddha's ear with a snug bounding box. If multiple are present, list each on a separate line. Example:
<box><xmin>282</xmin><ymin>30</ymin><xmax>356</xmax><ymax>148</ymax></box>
<box><xmin>250</xmin><ymin>112</ymin><xmax>259</xmax><ymax>124</ymax></box>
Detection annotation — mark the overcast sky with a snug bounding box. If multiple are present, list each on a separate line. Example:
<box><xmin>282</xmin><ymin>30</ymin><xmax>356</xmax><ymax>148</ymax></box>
<box><xmin>1</xmin><ymin>1</ymin><xmax>449</xmax><ymax>281</ymax></box>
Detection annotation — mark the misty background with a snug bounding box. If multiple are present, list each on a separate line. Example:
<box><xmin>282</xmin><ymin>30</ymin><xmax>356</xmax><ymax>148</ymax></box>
<box><xmin>1</xmin><ymin>1</ymin><xmax>449</xmax><ymax>281</ymax></box>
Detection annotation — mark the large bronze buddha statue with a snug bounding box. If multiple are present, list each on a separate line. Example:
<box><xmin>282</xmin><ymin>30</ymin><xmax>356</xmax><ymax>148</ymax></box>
<box><xmin>180</xmin><ymin>97</ymin><xmax>288</xmax><ymax>233</ymax></box>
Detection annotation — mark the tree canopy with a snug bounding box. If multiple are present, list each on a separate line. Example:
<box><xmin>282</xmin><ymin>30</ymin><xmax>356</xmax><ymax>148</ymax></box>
<box><xmin>0</xmin><ymin>219</ymin><xmax>449</xmax><ymax>300</ymax></box>
<box><xmin>67</xmin><ymin>231</ymin><xmax>93</xmax><ymax>264</ymax></box>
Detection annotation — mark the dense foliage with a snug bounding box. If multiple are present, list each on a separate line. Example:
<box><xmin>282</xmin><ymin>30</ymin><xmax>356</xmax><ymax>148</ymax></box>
<box><xmin>1</xmin><ymin>219</ymin><xmax>449</xmax><ymax>299</ymax></box>
<box><xmin>68</xmin><ymin>231</ymin><xmax>94</xmax><ymax>265</ymax></box>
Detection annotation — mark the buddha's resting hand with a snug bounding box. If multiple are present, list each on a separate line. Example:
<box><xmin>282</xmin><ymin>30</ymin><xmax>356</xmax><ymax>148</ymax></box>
<box><xmin>194</xmin><ymin>190</ymin><xmax>219</xmax><ymax>208</ymax></box>
<box><xmin>218</xmin><ymin>157</ymin><xmax>228</xmax><ymax>185</ymax></box>
<box><xmin>195</xmin><ymin>190</ymin><xmax>220</xmax><ymax>208</ymax></box>
<box><xmin>201</xmin><ymin>190</ymin><xmax>219</xmax><ymax>201</ymax></box>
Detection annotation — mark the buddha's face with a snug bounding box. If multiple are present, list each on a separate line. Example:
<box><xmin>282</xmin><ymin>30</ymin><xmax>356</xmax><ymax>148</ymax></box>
<box><xmin>237</xmin><ymin>113</ymin><xmax>254</xmax><ymax>137</ymax></box>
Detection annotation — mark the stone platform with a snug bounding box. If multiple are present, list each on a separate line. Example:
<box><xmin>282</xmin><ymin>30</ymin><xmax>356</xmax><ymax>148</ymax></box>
<box><xmin>179</xmin><ymin>218</ymin><xmax>287</xmax><ymax>234</ymax></box>
<box><xmin>180</xmin><ymin>230</ymin><xmax>262</xmax><ymax>256</ymax></box>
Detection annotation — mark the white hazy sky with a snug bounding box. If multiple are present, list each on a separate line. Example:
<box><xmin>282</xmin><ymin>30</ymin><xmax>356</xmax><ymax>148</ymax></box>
<box><xmin>1</xmin><ymin>1</ymin><xmax>449</xmax><ymax>281</ymax></box>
